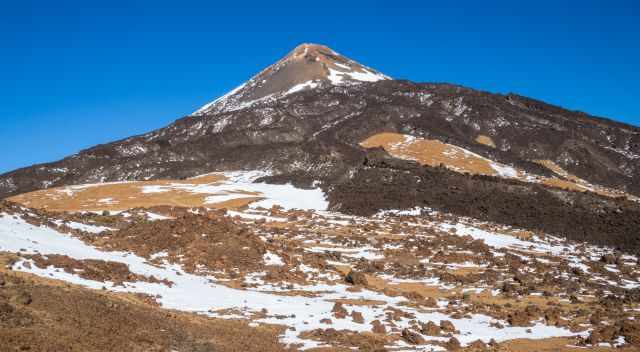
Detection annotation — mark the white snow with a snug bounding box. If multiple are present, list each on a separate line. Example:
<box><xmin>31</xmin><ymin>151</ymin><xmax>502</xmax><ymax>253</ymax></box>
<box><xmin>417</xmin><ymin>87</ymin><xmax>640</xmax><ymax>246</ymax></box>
<box><xmin>286</xmin><ymin>80</ymin><xmax>319</xmax><ymax>94</ymax></box>
<box><xmin>263</xmin><ymin>252</ymin><xmax>285</xmax><ymax>266</ymax></box>
<box><xmin>142</xmin><ymin>171</ymin><xmax>328</xmax><ymax>211</ymax></box>
<box><xmin>343</xmin><ymin>68</ymin><xmax>389</xmax><ymax>82</ymax></box>
<box><xmin>305</xmin><ymin>245</ymin><xmax>385</xmax><ymax>261</ymax></box>
<box><xmin>491</xmin><ymin>163</ymin><xmax>519</xmax><ymax>178</ymax></box>
<box><xmin>226</xmin><ymin>210</ymin><xmax>286</xmax><ymax>222</ymax></box>
<box><xmin>327</xmin><ymin>67</ymin><xmax>388</xmax><ymax>85</ymax></box>
<box><xmin>145</xmin><ymin>212</ymin><xmax>172</xmax><ymax>221</ymax></box>
<box><xmin>52</xmin><ymin>219</ymin><xmax>113</xmax><ymax>234</ymax></box>
<box><xmin>193</xmin><ymin>82</ymin><xmax>247</xmax><ymax>115</ymax></box>
<box><xmin>438</xmin><ymin>222</ymin><xmax>570</xmax><ymax>255</ymax></box>
<box><xmin>141</xmin><ymin>185</ymin><xmax>171</xmax><ymax>193</ymax></box>
<box><xmin>192</xmin><ymin>50</ymin><xmax>390</xmax><ymax>116</ymax></box>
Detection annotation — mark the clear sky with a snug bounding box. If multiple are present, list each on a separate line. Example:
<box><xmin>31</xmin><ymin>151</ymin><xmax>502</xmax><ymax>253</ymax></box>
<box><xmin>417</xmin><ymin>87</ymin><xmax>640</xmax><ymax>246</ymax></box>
<box><xmin>1</xmin><ymin>0</ymin><xmax>639</xmax><ymax>174</ymax></box>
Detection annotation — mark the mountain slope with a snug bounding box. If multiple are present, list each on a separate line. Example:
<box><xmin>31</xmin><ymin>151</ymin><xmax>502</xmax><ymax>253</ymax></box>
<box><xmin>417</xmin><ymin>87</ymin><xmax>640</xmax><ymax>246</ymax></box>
<box><xmin>193</xmin><ymin>43</ymin><xmax>389</xmax><ymax>115</ymax></box>
<box><xmin>2</xmin><ymin>79</ymin><xmax>638</xmax><ymax>198</ymax></box>
<box><xmin>1</xmin><ymin>44</ymin><xmax>640</xmax><ymax>252</ymax></box>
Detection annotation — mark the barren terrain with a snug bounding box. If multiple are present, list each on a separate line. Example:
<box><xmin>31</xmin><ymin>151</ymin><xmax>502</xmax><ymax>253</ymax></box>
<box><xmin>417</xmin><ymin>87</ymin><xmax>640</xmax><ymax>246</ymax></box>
<box><xmin>1</xmin><ymin>43</ymin><xmax>639</xmax><ymax>351</ymax></box>
<box><xmin>361</xmin><ymin>132</ymin><xmax>636</xmax><ymax>200</ymax></box>
<box><xmin>2</xmin><ymin>171</ymin><xmax>640</xmax><ymax>351</ymax></box>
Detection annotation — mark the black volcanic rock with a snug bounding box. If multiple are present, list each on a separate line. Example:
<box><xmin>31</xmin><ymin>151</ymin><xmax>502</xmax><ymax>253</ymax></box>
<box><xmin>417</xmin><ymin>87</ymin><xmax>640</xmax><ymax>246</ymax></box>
<box><xmin>2</xmin><ymin>80</ymin><xmax>638</xmax><ymax>197</ymax></box>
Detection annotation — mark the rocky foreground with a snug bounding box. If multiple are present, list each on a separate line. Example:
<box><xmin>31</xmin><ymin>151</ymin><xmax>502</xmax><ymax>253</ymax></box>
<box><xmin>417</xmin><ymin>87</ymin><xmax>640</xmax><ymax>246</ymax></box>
<box><xmin>2</xmin><ymin>173</ymin><xmax>640</xmax><ymax>351</ymax></box>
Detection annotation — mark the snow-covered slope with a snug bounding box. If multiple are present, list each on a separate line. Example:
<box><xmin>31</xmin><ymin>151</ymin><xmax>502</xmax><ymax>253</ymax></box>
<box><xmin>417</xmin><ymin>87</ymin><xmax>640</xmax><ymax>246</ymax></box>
<box><xmin>193</xmin><ymin>43</ymin><xmax>390</xmax><ymax>115</ymax></box>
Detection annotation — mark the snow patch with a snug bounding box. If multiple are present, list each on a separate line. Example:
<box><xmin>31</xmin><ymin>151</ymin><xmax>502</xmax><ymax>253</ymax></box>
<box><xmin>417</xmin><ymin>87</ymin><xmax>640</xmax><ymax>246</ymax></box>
<box><xmin>263</xmin><ymin>252</ymin><xmax>285</xmax><ymax>266</ymax></box>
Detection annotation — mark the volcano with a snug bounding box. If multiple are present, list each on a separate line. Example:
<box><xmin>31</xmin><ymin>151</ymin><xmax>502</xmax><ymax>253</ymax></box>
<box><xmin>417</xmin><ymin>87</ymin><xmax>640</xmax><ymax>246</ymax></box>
<box><xmin>2</xmin><ymin>43</ymin><xmax>640</xmax><ymax>351</ymax></box>
<box><xmin>2</xmin><ymin>43</ymin><xmax>639</xmax><ymax>253</ymax></box>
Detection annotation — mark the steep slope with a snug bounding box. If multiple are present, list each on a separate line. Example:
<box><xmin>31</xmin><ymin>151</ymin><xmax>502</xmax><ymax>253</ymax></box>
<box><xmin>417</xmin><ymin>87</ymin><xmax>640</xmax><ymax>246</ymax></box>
<box><xmin>1</xmin><ymin>44</ymin><xmax>639</xmax><ymax>253</ymax></box>
<box><xmin>193</xmin><ymin>43</ymin><xmax>389</xmax><ymax>115</ymax></box>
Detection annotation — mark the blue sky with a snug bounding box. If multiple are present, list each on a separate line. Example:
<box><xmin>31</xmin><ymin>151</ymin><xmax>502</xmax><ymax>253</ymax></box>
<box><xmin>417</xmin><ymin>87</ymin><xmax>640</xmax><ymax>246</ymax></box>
<box><xmin>1</xmin><ymin>0</ymin><xmax>639</xmax><ymax>174</ymax></box>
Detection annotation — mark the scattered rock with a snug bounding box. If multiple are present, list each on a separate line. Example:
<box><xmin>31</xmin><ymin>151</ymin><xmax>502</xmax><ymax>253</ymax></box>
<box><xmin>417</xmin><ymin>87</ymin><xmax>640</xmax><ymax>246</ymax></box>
<box><xmin>585</xmin><ymin>325</ymin><xmax>618</xmax><ymax>346</ymax></box>
<box><xmin>467</xmin><ymin>339</ymin><xmax>487</xmax><ymax>351</ymax></box>
<box><xmin>507</xmin><ymin>305</ymin><xmax>541</xmax><ymax>326</ymax></box>
<box><xmin>371</xmin><ymin>320</ymin><xmax>386</xmax><ymax>334</ymax></box>
<box><xmin>424</xmin><ymin>296</ymin><xmax>438</xmax><ymax>307</ymax></box>
<box><xmin>403</xmin><ymin>290</ymin><xmax>424</xmax><ymax>301</ymax></box>
<box><xmin>345</xmin><ymin>270</ymin><xmax>368</xmax><ymax>286</ymax></box>
<box><xmin>300</xmin><ymin>327</ymin><xmax>388</xmax><ymax>351</ymax></box>
<box><xmin>600</xmin><ymin>254</ymin><xmax>617</xmax><ymax>265</ymax></box>
<box><xmin>332</xmin><ymin>302</ymin><xmax>347</xmax><ymax>319</ymax></box>
<box><xmin>440</xmin><ymin>320</ymin><xmax>456</xmax><ymax>333</ymax></box>
<box><xmin>351</xmin><ymin>310</ymin><xmax>364</xmax><ymax>324</ymax></box>
<box><xmin>621</xmin><ymin>320</ymin><xmax>640</xmax><ymax>346</ymax></box>
<box><xmin>420</xmin><ymin>321</ymin><xmax>441</xmax><ymax>336</ymax></box>
<box><xmin>445</xmin><ymin>336</ymin><xmax>461</xmax><ymax>351</ymax></box>
<box><xmin>544</xmin><ymin>307</ymin><xmax>562</xmax><ymax>325</ymax></box>
<box><xmin>26</xmin><ymin>254</ymin><xmax>173</xmax><ymax>287</ymax></box>
<box><xmin>401</xmin><ymin>328</ymin><xmax>426</xmax><ymax>345</ymax></box>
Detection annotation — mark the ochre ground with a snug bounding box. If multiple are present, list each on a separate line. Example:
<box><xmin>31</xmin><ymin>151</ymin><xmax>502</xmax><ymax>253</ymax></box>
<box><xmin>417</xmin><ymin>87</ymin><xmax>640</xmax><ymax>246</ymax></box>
<box><xmin>475</xmin><ymin>134</ymin><xmax>497</xmax><ymax>148</ymax></box>
<box><xmin>534</xmin><ymin>159</ymin><xmax>631</xmax><ymax>198</ymax></box>
<box><xmin>360</xmin><ymin>132</ymin><xmax>499</xmax><ymax>176</ymax></box>
<box><xmin>495</xmin><ymin>337</ymin><xmax>630</xmax><ymax>352</ymax></box>
<box><xmin>7</xmin><ymin>174</ymin><xmax>262</xmax><ymax>212</ymax></box>
<box><xmin>360</xmin><ymin>132</ymin><xmax>634</xmax><ymax>200</ymax></box>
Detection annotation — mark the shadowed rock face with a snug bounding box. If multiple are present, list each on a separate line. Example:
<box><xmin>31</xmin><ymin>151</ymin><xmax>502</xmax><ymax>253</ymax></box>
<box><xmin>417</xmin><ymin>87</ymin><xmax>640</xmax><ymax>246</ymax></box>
<box><xmin>1</xmin><ymin>44</ymin><xmax>639</xmax><ymax>252</ymax></box>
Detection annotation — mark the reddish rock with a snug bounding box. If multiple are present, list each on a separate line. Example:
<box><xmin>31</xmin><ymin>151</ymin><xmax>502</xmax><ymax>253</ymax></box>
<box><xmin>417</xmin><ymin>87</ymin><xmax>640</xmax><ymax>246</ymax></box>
<box><xmin>331</xmin><ymin>302</ymin><xmax>348</xmax><ymax>319</ymax></box>
<box><xmin>420</xmin><ymin>321</ymin><xmax>441</xmax><ymax>336</ymax></box>
<box><xmin>440</xmin><ymin>320</ymin><xmax>457</xmax><ymax>333</ymax></box>
<box><xmin>401</xmin><ymin>328</ymin><xmax>426</xmax><ymax>345</ymax></box>
<box><xmin>467</xmin><ymin>339</ymin><xmax>487</xmax><ymax>351</ymax></box>
<box><xmin>351</xmin><ymin>310</ymin><xmax>365</xmax><ymax>324</ymax></box>
<box><xmin>371</xmin><ymin>320</ymin><xmax>387</xmax><ymax>334</ymax></box>
<box><xmin>424</xmin><ymin>297</ymin><xmax>438</xmax><ymax>307</ymax></box>
<box><xmin>445</xmin><ymin>337</ymin><xmax>461</xmax><ymax>351</ymax></box>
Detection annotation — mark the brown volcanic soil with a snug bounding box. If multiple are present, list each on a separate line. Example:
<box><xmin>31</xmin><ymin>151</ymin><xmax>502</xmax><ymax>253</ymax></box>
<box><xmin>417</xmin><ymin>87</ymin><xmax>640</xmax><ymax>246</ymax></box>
<box><xmin>6</xmin><ymin>173</ymin><xmax>261</xmax><ymax>212</ymax></box>
<box><xmin>24</xmin><ymin>254</ymin><xmax>173</xmax><ymax>287</ymax></box>
<box><xmin>0</xmin><ymin>255</ymin><xmax>292</xmax><ymax>352</ymax></box>
<box><xmin>3</xmin><ymin>202</ymin><xmax>640</xmax><ymax>350</ymax></box>
<box><xmin>91</xmin><ymin>211</ymin><xmax>268</xmax><ymax>274</ymax></box>
<box><xmin>481</xmin><ymin>337</ymin><xmax>634</xmax><ymax>352</ymax></box>
<box><xmin>361</xmin><ymin>132</ymin><xmax>501</xmax><ymax>176</ymax></box>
